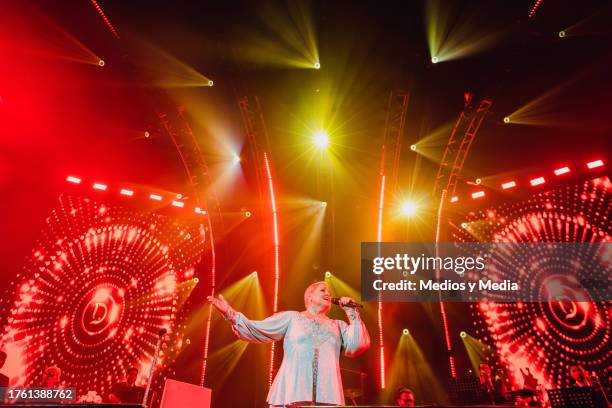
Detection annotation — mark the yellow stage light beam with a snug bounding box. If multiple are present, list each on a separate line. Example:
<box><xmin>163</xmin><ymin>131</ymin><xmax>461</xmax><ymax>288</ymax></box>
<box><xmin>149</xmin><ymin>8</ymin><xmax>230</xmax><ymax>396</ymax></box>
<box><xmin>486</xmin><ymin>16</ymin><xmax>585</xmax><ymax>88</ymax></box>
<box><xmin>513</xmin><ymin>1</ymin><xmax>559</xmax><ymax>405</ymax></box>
<box><xmin>128</xmin><ymin>37</ymin><xmax>213</xmax><ymax>88</ymax></box>
<box><xmin>5</xmin><ymin>3</ymin><xmax>103</xmax><ymax>66</ymax></box>
<box><xmin>228</xmin><ymin>1</ymin><xmax>319</xmax><ymax>69</ymax></box>
<box><xmin>218</xmin><ymin>272</ymin><xmax>267</xmax><ymax>321</ymax></box>
<box><xmin>384</xmin><ymin>332</ymin><xmax>449</xmax><ymax>404</ymax></box>
<box><xmin>461</xmin><ymin>332</ymin><xmax>493</xmax><ymax>373</ymax></box>
<box><xmin>204</xmin><ymin>340</ymin><xmax>250</xmax><ymax>388</ymax></box>
<box><xmin>409</xmin><ymin>122</ymin><xmax>456</xmax><ymax>164</ymax></box>
<box><xmin>425</xmin><ymin>0</ymin><xmax>504</xmax><ymax>63</ymax></box>
<box><xmin>560</xmin><ymin>3</ymin><xmax>612</xmax><ymax>37</ymax></box>
<box><xmin>280</xmin><ymin>197</ymin><xmax>327</xmax><ymax>296</ymax></box>
<box><xmin>505</xmin><ymin>72</ymin><xmax>594</xmax><ymax>126</ymax></box>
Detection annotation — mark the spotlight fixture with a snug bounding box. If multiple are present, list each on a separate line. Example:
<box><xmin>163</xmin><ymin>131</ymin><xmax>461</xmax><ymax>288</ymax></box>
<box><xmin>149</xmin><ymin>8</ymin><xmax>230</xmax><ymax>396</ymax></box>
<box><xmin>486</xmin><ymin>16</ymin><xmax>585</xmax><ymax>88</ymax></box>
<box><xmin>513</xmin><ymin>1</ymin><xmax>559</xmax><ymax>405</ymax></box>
<box><xmin>251</xmin><ymin>271</ymin><xmax>258</xmax><ymax>278</ymax></box>
<box><xmin>207</xmin><ymin>80</ymin><xmax>214</xmax><ymax>86</ymax></box>
<box><xmin>431</xmin><ymin>56</ymin><xmax>439</xmax><ymax>64</ymax></box>
<box><xmin>313</xmin><ymin>130</ymin><xmax>329</xmax><ymax>149</ymax></box>
<box><xmin>245</xmin><ymin>210</ymin><xmax>252</xmax><ymax>218</ymax></box>
<box><xmin>321</xmin><ymin>201</ymin><xmax>328</xmax><ymax>209</ymax></box>
<box><xmin>475</xmin><ymin>178</ymin><xmax>482</xmax><ymax>185</ymax></box>
<box><xmin>559</xmin><ymin>31</ymin><xmax>566</xmax><ymax>38</ymax></box>
<box><xmin>144</xmin><ymin>131</ymin><xmax>150</xmax><ymax>138</ymax></box>
<box><xmin>325</xmin><ymin>271</ymin><xmax>332</xmax><ymax>278</ymax></box>
<box><xmin>410</xmin><ymin>144</ymin><xmax>417</xmax><ymax>151</ymax></box>
<box><xmin>314</xmin><ymin>61</ymin><xmax>321</xmax><ymax>69</ymax></box>
<box><xmin>503</xmin><ymin>116</ymin><xmax>510</xmax><ymax>124</ymax></box>
<box><xmin>98</xmin><ymin>59</ymin><xmax>105</xmax><ymax>67</ymax></box>
<box><xmin>402</xmin><ymin>328</ymin><xmax>410</xmax><ymax>336</ymax></box>
<box><xmin>400</xmin><ymin>200</ymin><xmax>417</xmax><ymax>216</ymax></box>
<box><xmin>460</xmin><ymin>331</ymin><xmax>467</xmax><ymax>338</ymax></box>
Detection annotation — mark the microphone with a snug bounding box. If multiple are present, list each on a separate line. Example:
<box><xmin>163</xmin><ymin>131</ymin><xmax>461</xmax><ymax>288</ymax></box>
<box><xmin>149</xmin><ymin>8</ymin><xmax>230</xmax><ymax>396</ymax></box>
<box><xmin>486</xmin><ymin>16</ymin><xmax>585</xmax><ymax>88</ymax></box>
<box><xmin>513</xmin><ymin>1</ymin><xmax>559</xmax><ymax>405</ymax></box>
<box><xmin>331</xmin><ymin>297</ymin><xmax>363</xmax><ymax>308</ymax></box>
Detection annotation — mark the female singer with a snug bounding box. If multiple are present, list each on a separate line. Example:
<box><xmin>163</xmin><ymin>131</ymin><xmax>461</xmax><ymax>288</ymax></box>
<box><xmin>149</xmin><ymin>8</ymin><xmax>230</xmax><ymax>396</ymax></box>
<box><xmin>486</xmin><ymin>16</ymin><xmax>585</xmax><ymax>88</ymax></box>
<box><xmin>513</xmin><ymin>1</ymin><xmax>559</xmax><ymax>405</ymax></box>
<box><xmin>208</xmin><ymin>281</ymin><xmax>370</xmax><ymax>407</ymax></box>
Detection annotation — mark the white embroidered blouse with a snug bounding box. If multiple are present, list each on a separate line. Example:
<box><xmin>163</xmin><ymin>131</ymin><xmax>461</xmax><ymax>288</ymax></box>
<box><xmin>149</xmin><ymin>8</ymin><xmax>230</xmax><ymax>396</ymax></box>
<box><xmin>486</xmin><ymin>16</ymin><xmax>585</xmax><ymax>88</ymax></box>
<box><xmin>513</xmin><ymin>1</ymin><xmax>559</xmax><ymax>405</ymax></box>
<box><xmin>225</xmin><ymin>308</ymin><xmax>370</xmax><ymax>407</ymax></box>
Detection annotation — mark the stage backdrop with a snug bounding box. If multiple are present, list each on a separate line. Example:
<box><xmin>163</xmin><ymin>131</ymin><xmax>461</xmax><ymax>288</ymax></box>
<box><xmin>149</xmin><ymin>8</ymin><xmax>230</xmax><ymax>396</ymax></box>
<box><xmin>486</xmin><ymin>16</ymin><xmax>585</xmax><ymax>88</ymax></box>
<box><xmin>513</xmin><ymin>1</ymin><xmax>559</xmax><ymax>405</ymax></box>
<box><xmin>452</xmin><ymin>177</ymin><xmax>611</xmax><ymax>389</ymax></box>
<box><xmin>0</xmin><ymin>194</ymin><xmax>207</xmax><ymax>399</ymax></box>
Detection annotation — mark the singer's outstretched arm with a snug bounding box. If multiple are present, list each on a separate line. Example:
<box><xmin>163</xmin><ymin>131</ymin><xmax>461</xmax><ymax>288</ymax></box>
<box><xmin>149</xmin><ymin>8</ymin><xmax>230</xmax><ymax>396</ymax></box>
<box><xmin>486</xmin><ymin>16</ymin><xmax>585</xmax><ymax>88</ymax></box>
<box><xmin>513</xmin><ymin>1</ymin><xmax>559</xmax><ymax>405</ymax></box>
<box><xmin>227</xmin><ymin>310</ymin><xmax>292</xmax><ymax>343</ymax></box>
<box><xmin>208</xmin><ymin>294</ymin><xmax>290</xmax><ymax>343</ymax></box>
<box><xmin>339</xmin><ymin>307</ymin><xmax>370</xmax><ymax>357</ymax></box>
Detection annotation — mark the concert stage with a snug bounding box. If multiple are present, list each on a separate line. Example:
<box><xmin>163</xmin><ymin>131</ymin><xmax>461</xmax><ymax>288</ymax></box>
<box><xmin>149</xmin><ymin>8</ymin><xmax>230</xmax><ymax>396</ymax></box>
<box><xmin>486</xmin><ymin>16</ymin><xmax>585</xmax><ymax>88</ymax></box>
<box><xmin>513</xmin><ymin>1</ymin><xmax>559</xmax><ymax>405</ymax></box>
<box><xmin>0</xmin><ymin>0</ymin><xmax>610</xmax><ymax>407</ymax></box>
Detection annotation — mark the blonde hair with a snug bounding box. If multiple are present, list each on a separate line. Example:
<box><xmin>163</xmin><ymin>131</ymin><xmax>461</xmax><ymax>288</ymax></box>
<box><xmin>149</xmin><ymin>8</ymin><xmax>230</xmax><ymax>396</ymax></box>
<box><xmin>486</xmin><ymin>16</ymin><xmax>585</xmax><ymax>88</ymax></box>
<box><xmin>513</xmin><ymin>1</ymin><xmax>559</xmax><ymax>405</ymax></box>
<box><xmin>304</xmin><ymin>281</ymin><xmax>328</xmax><ymax>308</ymax></box>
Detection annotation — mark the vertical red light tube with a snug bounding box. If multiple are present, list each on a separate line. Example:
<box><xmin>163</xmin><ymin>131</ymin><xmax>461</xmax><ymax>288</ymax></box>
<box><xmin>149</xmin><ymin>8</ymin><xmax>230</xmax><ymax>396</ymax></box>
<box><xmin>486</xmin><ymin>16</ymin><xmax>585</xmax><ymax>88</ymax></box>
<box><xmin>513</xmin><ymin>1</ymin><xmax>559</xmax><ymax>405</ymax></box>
<box><xmin>89</xmin><ymin>0</ymin><xmax>120</xmax><ymax>39</ymax></box>
<box><xmin>436</xmin><ymin>190</ymin><xmax>456</xmax><ymax>378</ymax></box>
<box><xmin>263</xmin><ymin>152</ymin><xmax>280</xmax><ymax>387</ymax></box>
<box><xmin>376</xmin><ymin>174</ymin><xmax>386</xmax><ymax>389</ymax></box>
<box><xmin>199</xmin><ymin>214</ymin><xmax>217</xmax><ymax>386</ymax></box>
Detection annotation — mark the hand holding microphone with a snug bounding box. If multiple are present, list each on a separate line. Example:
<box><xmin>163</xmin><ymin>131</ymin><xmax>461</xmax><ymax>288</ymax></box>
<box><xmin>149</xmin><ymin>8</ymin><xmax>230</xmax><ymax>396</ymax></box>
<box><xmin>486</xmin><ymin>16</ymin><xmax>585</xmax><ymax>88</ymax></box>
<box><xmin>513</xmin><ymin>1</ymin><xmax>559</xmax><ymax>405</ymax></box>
<box><xmin>331</xmin><ymin>297</ymin><xmax>363</xmax><ymax>309</ymax></box>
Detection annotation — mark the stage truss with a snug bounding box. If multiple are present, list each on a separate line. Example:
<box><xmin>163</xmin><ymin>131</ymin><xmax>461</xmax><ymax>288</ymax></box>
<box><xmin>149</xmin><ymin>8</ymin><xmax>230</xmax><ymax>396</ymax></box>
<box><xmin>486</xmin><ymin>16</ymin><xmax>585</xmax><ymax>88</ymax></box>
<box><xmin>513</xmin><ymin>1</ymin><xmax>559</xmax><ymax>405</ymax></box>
<box><xmin>158</xmin><ymin>107</ymin><xmax>220</xmax><ymax>387</ymax></box>
<box><xmin>238</xmin><ymin>95</ymin><xmax>280</xmax><ymax>388</ymax></box>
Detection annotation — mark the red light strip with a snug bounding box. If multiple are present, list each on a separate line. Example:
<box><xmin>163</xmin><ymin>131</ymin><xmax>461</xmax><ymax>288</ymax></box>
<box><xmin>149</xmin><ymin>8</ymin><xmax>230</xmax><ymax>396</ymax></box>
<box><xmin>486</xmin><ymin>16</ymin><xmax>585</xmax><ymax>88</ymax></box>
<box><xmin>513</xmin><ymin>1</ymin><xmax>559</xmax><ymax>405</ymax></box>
<box><xmin>450</xmin><ymin>196</ymin><xmax>459</xmax><ymax>203</ymax></box>
<box><xmin>501</xmin><ymin>181</ymin><xmax>517</xmax><ymax>190</ymax></box>
<box><xmin>553</xmin><ymin>166</ymin><xmax>570</xmax><ymax>176</ymax></box>
<box><xmin>263</xmin><ymin>152</ymin><xmax>280</xmax><ymax>388</ymax></box>
<box><xmin>587</xmin><ymin>159</ymin><xmax>604</xmax><ymax>169</ymax></box>
<box><xmin>376</xmin><ymin>175</ymin><xmax>386</xmax><ymax>389</ymax></box>
<box><xmin>436</xmin><ymin>190</ymin><xmax>456</xmax><ymax>378</ymax></box>
<box><xmin>89</xmin><ymin>0</ymin><xmax>120</xmax><ymax>39</ymax></box>
<box><xmin>67</xmin><ymin>175</ymin><xmax>209</xmax><ymax>215</ymax></box>
<box><xmin>528</xmin><ymin>0</ymin><xmax>543</xmax><ymax>18</ymax></box>
<box><xmin>530</xmin><ymin>177</ymin><xmax>545</xmax><ymax>186</ymax></box>
<box><xmin>472</xmin><ymin>191</ymin><xmax>485</xmax><ymax>199</ymax></box>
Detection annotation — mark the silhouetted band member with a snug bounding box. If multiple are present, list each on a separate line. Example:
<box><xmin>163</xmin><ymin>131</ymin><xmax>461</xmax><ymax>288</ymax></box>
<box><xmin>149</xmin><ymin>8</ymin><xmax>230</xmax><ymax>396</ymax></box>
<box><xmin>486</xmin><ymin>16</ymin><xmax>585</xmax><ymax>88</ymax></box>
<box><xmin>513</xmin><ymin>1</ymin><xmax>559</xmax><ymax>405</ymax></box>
<box><xmin>479</xmin><ymin>363</ymin><xmax>508</xmax><ymax>404</ymax></box>
<box><xmin>0</xmin><ymin>351</ymin><xmax>9</xmax><ymax>402</ymax></box>
<box><xmin>108</xmin><ymin>367</ymin><xmax>145</xmax><ymax>404</ymax></box>
<box><xmin>568</xmin><ymin>365</ymin><xmax>592</xmax><ymax>387</ymax></box>
<box><xmin>208</xmin><ymin>281</ymin><xmax>370</xmax><ymax>407</ymax></box>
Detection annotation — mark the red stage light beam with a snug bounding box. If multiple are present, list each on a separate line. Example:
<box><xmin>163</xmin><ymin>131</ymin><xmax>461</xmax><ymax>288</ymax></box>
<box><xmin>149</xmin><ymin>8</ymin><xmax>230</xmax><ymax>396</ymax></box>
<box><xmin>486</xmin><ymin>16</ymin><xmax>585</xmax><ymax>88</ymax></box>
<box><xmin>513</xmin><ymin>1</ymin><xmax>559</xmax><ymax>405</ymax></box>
<box><xmin>89</xmin><ymin>0</ymin><xmax>120</xmax><ymax>39</ymax></box>
<box><xmin>263</xmin><ymin>152</ymin><xmax>280</xmax><ymax>388</ymax></box>
<box><xmin>586</xmin><ymin>159</ymin><xmax>604</xmax><ymax>169</ymax></box>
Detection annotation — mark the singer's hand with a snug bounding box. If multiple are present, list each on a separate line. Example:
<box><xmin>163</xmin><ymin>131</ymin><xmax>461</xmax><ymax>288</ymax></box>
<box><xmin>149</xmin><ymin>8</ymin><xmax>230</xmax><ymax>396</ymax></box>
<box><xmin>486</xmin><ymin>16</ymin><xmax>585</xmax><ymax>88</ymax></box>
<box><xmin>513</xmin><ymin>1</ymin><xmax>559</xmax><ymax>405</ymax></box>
<box><xmin>338</xmin><ymin>296</ymin><xmax>355</xmax><ymax>311</ymax></box>
<box><xmin>207</xmin><ymin>294</ymin><xmax>232</xmax><ymax>316</ymax></box>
